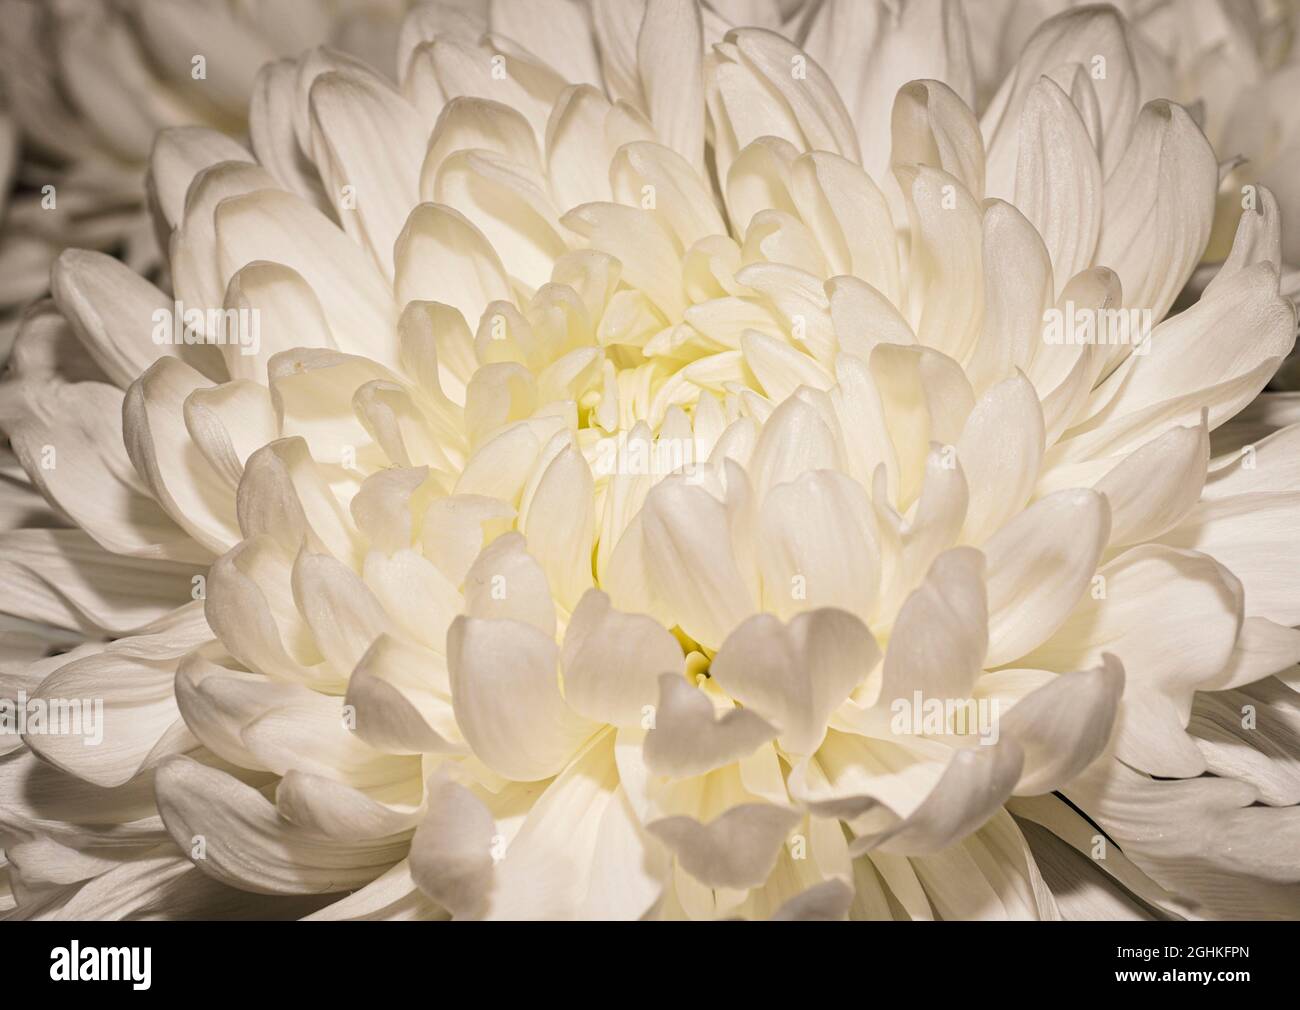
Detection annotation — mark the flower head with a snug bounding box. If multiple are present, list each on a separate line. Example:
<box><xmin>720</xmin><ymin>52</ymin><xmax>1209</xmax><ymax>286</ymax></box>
<box><xmin>0</xmin><ymin>0</ymin><xmax>413</xmax><ymax>353</ymax></box>
<box><xmin>2</xmin><ymin>0</ymin><xmax>1300</xmax><ymax>921</ymax></box>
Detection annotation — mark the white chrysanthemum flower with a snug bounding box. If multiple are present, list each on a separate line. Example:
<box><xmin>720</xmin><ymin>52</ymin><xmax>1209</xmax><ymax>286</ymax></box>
<box><xmin>0</xmin><ymin>0</ymin><xmax>417</xmax><ymax>357</ymax></box>
<box><xmin>970</xmin><ymin>0</ymin><xmax>1300</xmax><ymax>269</ymax></box>
<box><xmin>2</xmin><ymin>0</ymin><xmax>1300</xmax><ymax>921</ymax></box>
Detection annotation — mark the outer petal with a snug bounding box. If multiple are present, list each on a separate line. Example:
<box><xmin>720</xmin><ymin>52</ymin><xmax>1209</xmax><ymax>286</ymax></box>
<box><xmin>997</xmin><ymin>656</ymin><xmax>1124</xmax><ymax>795</ymax></box>
<box><xmin>849</xmin><ymin>739</ymin><xmax>1024</xmax><ymax>856</ymax></box>
<box><xmin>1026</xmin><ymin>545</ymin><xmax>1243</xmax><ymax>777</ymax></box>
<box><xmin>982</xmin><ymin>489</ymin><xmax>1110</xmax><ymax>667</ymax></box>
<box><xmin>156</xmin><ymin>758</ymin><xmax>408</xmax><ymax>896</ymax></box>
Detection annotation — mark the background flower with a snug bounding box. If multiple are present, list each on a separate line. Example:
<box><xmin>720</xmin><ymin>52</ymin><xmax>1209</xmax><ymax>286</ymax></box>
<box><xmin>969</xmin><ymin>0</ymin><xmax>1300</xmax><ymax>270</ymax></box>
<box><xmin>0</xmin><ymin>0</ymin><xmax>421</xmax><ymax>359</ymax></box>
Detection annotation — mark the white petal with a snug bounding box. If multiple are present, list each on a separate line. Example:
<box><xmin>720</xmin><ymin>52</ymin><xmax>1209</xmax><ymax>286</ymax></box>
<box><xmin>519</xmin><ymin>444</ymin><xmax>595</xmax><ymax>611</ymax></box>
<box><xmin>420</xmin><ymin>35</ymin><xmax>567</xmax><ymax>141</ymax></box>
<box><xmin>1206</xmin><ymin>616</ymin><xmax>1300</xmax><ymax>693</ymax></box>
<box><xmin>982</xmin><ymin>488</ymin><xmax>1110</xmax><ymax>667</ymax></box>
<box><xmin>364</xmin><ymin>543</ymin><xmax>465</xmax><ymax>655</ymax></box>
<box><xmin>635</xmin><ymin>476</ymin><xmax>757</xmax><ymax>650</ymax></box>
<box><xmin>728</xmin><ymin>28</ymin><xmax>860</xmax><ymax>163</ymax></box>
<box><xmin>274</xmin><ymin>770</ymin><xmax>422</xmax><ymax>841</ymax></box>
<box><xmin>447</xmin><ymin>616</ymin><xmax>596</xmax><ymax>781</ymax></box>
<box><xmin>291</xmin><ymin>548</ymin><xmax>393</xmax><ymax>679</ymax></box>
<box><xmin>409</xmin><ymin>775</ymin><xmax>496</xmax><ymax>919</ymax></box>
<box><xmin>490</xmin><ymin>0</ymin><xmax>601</xmax><ymax>88</ymax></box>
<box><xmin>1094</xmin><ymin>420</ymin><xmax>1209</xmax><ymax>546</ymax></box>
<box><xmin>850</xmin><ymin>740</ymin><xmax>1024</xmax><ymax>856</ymax></box>
<box><xmin>1095</xmin><ymin>101</ymin><xmax>1217</xmax><ymax>320</ymax></box>
<box><xmin>955</xmin><ymin>372</ymin><xmax>1044</xmax><ymax>544</ymax></box>
<box><xmin>419</xmin><ymin>493</ymin><xmax>516</xmax><ymax>588</ymax></box>
<box><xmin>345</xmin><ymin>634</ymin><xmax>462</xmax><ymax>755</ymax></box>
<box><xmin>462</xmin><ymin>531</ymin><xmax>557</xmax><ymax>637</ymax></box>
<box><xmin>897</xmin><ymin>166</ymin><xmax>984</xmax><ymax>362</ymax></box>
<box><xmin>643</xmin><ymin>672</ymin><xmax>776</xmax><ymax>779</ymax></box>
<box><xmin>1027</xmin><ymin>545</ymin><xmax>1244</xmax><ymax>777</ymax></box>
<box><xmin>999</xmin><ymin>656</ymin><xmax>1124</xmax><ymax>795</ymax></box>
<box><xmin>155</xmin><ymin>757</ymin><xmax>407</xmax><ymax>896</ymax></box>
<box><xmin>562</xmin><ymin>202</ymin><xmax>685</xmax><ymax>319</ymax></box>
<box><xmin>711</xmin><ymin>608</ymin><xmax>879</xmax><ymax>756</ymax></box>
<box><xmin>648</xmin><ymin>802</ymin><xmax>799</xmax><ymax>890</ymax></box>
<box><xmin>891</xmin><ymin>78</ymin><xmax>984</xmax><ymax>200</ymax></box>
<box><xmin>431</xmin><ymin>148</ymin><xmax>567</xmax><ymax>291</ymax></box>
<box><xmin>1160</xmin><ymin>492</ymin><xmax>1300</xmax><ymax>626</ymax></box>
<box><xmin>0</xmin><ymin>529</ymin><xmax>194</xmax><ymax>636</ymax></box>
<box><xmin>794</xmin><ymin>160</ymin><xmax>898</xmax><ymax>306</ymax></box>
<box><xmin>123</xmin><ymin>359</ymin><xmax>244</xmax><ymax>553</ymax></box>
<box><xmin>756</xmin><ymin>469</ymin><xmax>879</xmax><ymax>623</ymax></box>
<box><xmin>237</xmin><ymin>436</ymin><xmax>362</xmax><ymax>565</ymax></box>
<box><xmin>24</xmin><ymin>648</ymin><xmax>185</xmax><ymax>789</ymax></box>
<box><xmin>394</xmin><ymin>203</ymin><xmax>512</xmax><ymax>333</ymax></box>
<box><xmin>1067</xmin><ymin>760</ymin><xmax>1300</xmax><ymax>916</ymax></box>
<box><xmin>747</xmin><ymin>394</ymin><xmax>843</xmax><ymax>498</ymax></box>
<box><xmin>804</xmin><ymin>0</ymin><xmax>974</xmax><ymax>186</ymax></box>
<box><xmin>308</xmin><ymin>69</ymin><xmax>426</xmax><ymax>279</ymax></box>
<box><xmin>880</xmin><ymin>547</ymin><xmax>986</xmax><ymax>704</ymax></box>
<box><xmin>1205</xmin><ymin>422</ymin><xmax>1300</xmax><ymax>499</ymax></box>
<box><xmin>1191</xmin><ymin>685</ymin><xmax>1300</xmax><ymax>807</ymax></box>
<box><xmin>611</xmin><ymin>140</ymin><xmax>726</xmax><ymax>249</ymax></box>
<box><xmin>214</xmin><ymin>189</ymin><xmax>398</xmax><ymax>367</ymax></box>
<box><xmin>1010</xmin><ymin>76</ymin><xmax>1101</xmax><ymax>294</ymax></box>
<box><xmin>771</xmin><ymin>878</ymin><xmax>854</xmax><ymax>921</ymax></box>
<box><xmin>52</xmin><ymin>249</ymin><xmax>211</xmax><ymax>389</ymax></box>
<box><xmin>249</xmin><ymin>59</ymin><xmax>333</xmax><ymax>207</ymax></box>
<box><xmin>562</xmin><ymin>590</ymin><xmax>684</xmax><ymax>726</ymax></box>
<box><xmin>309</xmin><ymin>859</ymin><xmax>442</xmax><ymax>921</ymax></box>
<box><xmin>6</xmin><ymin>380</ymin><xmax>205</xmax><ymax>563</ymax></box>
<box><xmin>204</xmin><ymin>536</ymin><xmax>326</xmax><ymax>688</ymax></box>
<box><xmin>149</xmin><ymin>125</ymin><xmax>256</xmax><ymax>232</ymax></box>
<box><xmin>982</xmin><ymin>6</ymin><xmax>1138</xmax><ymax>191</ymax></box>
<box><xmin>487</xmin><ymin>733</ymin><xmax>668</xmax><ymax>919</ymax></box>
<box><xmin>638</xmin><ymin>0</ymin><xmax>705</xmax><ymax>173</ymax></box>
<box><xmin>1089</xmin><ymin>263</ymin><xmax>1294</xmax><ymax>424</ymax></box>
<box><xmin>964</xmin><ymin>202</ymin><xmax>1052</xmax><ymax>396</ymax></box>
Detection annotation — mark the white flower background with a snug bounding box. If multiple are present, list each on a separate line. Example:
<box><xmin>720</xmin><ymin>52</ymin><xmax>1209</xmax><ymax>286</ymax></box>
<box><xmin>1</xmin><ymin>0</ymin><xmax>1299</xmax><ymax>921</ymax></box>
